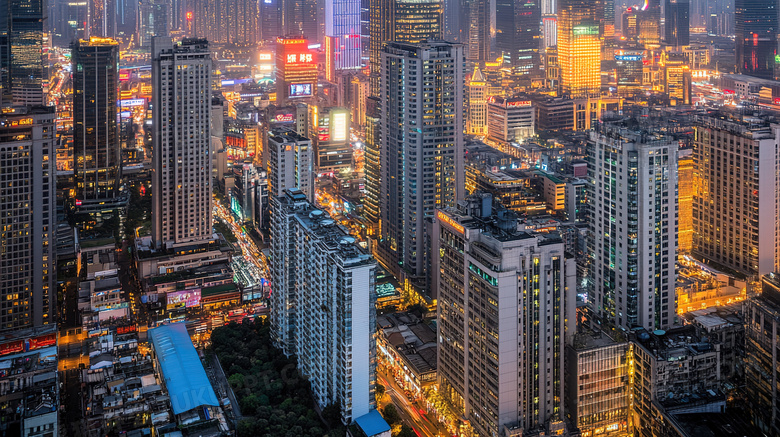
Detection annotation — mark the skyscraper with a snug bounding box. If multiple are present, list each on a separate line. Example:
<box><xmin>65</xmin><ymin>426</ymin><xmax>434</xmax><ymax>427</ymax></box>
<box><xmin>326</xmin><ymin>0</ymin><xmax>362</xmax><ymax>69</ymax></box>
<box><xmin>191</xmin><ymin>0</ymin><xmax>259</xmax><ymax>46</ymax></box>
<box><xmin>496</xmin><ymin>0</ymin><xmax>541</xmax><ymax>73</ymax></box>
<box><xmin>692</xmin><ymin>111</ymin><xmax>780</xmax><ymax>276</ymax></box>
<box><xmin>588</xmin><ymin>120</ymin><xmax>678</xmax><ymax>330</ymax></box>
<box><xmin>464</xmin><ymin>0</ymin><xmax>490</xmax><ymax>61</ymax></box>
<box><xmin>1</xmin><ymin>0</ymin><xmax>47</xmax><ymax>104</ymax></box>
<box><xmin>434</xmin><ymin>194</ymin><xmax>575</xmax><ymax>436</ymax></box>
<box><xmin>138</xmin><ymin>0</ymin><xmax>169</xmax><ymax>49</ymax></box>
<box><xmin>151</xmin><ymin>38</ymin><xmax>213</xmax><ymax>249</ymax></box>
<box><xmin>270</xmin><ymin>188</ymin><xmax>377</xmax><ymax>424</ymax></box>
<box><xmin>275</xmin><ymin>37</ymin><xmax>318</xmax><ymax>105</ymax></box>
<box><xmin>378</xmin><ymin>41</ymin><xmax>464</xmax><ymax>280</ymax></box>
<box><xmin>0</xmin><ymin>107</ymin><xmax>56</xmax><ymax>332</ymax></box>
<box><xmin>87</xmin><ymin>0</ymin><xmax>116</xmax><ymax>37</ymax></box>
<box><xmin>557</xmin><ymin>0</ymin><xmax>601</xmax><ymax>96</ymax></box>
<box><xmin>72</xmin><ymin>37</ymin><xmax>122</xmax><ymax>212</ymax></box>
<box><xmin>664</xmin><ymin>0</ymin><xmax>690</xmax><ymax>48</ymax></box>
<box><xmin>282</xmin><ymin>0</ymin><xmax>319</xmax><ymax>39</ymax></box>
<box><xmin>735</xmin><ymin>0</ymin><xmax>776</xmax><ymax>79</ymax></box>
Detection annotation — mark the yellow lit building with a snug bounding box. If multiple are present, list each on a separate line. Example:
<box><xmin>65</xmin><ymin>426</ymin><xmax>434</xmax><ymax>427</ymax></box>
<box><xmin>677</xmin><ymin>148</ymin><xmax>693</xmax><ymax>253</ymax></box>
<box><xmin>467</xmin><ymin>66</ymin><xmax>488</xmax><ymax>135</ymax></box>
<box><xmin>558</xmin><ymin>0</ymin><xmax>601</xmax><ymax>97</ymax></box>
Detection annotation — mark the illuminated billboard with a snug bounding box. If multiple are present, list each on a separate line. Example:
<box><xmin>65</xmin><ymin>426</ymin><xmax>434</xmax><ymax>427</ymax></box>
<box><xmin>289</xmin><ymin>83</ymin><xmax>313</xmax><ymax>98</ymax></box>
<box><xmin>274</xmin><ymin>113</ymin><xmax>295</xmax><ymax>123</ymax></box>
<box><xmin>331</xmin><ymin>111</ymin><xmax>348</xmax><ymax>142</ymax></box>
<box><xmin>167</xmin><ymin>288</ymin><xmax>201</xmax><ymax>308</ymax></box>
<box><xmin>120</xmin><ymin>98</ymin><xmax>145</xmax><ymax>107</ymax></box>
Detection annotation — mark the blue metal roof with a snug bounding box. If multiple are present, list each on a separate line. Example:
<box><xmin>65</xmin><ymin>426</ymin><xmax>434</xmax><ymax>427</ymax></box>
<box><xmin>354</xmin><ymin>410</ymin><xmax>391</xmax><ymax>436</ymax></box>
<box><xmin>148</xmin><ymin>323</ymin><xmax>219</xmax><ymax>415</ymax></box>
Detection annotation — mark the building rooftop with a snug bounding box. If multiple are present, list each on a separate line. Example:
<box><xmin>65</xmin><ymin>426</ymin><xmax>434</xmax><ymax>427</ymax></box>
<box><xmin>354</xmin><ymin>410</ymin><xmax>391</xmax><ymax>436</ymax></box>
<box><xmin>148</xmin><ymin>323</ymin><xmax>219</xmax><ymax>415</ymax></box>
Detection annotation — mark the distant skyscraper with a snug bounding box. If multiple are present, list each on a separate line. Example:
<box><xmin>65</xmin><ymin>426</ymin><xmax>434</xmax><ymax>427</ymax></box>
<box><xmin>270</xmin><ymin>188</ymin><xmax>377</xmax><ymax>424</ymax></box>
<box><xmin>260</xmin><ymin>0</ymin><xmax>282</xmax><ymax>41</ymax></box>
<box><xmin>0</xmin><ymin>107</ymin><xmax>56</xmax><ymax>332</ymax></box>
<box><xmin>52</xmin><ymin>0</ymin><xmax>88</xmax><ymax>46</ymax></box>
<box><xmin>464</xmin><ymin>0</ymin><xmax>490</xmax><ymax>61</ymax></box>
<box><xmin>363</xmin><ymin>96</ymin><xmax>381</xmax><ymax>230</ymax></box>
<box><xmin>496</xmin><ymin>0</ymin><xmax>541</xmax><ymax>73</ymax></box>
<box><xmin>267</xmin><ymin>129</ymin><xmax>314</xmax><ymax>202</ymax></box>
<box><xmin>557</xmin><ymin>0</ymin><xmax>601</xmax><ymax>96</ymax></box>
<box><xmin>664</xmin><ymin>0</ymin><xmax>689</xmax><ymax>47</ymax></box>
<box><xmin>378</xmin><ymin>41</ymin><xmax>464</xmax><ymax>280</ymax></box>
<box><xmin>138</xmin><ymin>0</ymin><xmax>169</xmax><ymax>49</ymax></box>
<box><xmin>326</xmin><ymin>0</ymin><xmax>362</xmax><ymax>69</ymax></box>
<box><xmin>636</xmin><ymin>0</ymin><xmax>661</xmax><ymax>48</ymax></box>
<box><xmin>735</xmin><ymin>0</ymin><xmax>776</xmax><ymax>79</ymax></box>
<box><xmin>72</xmin><ymin>37</ymin><xmax>122</xmax><ymax>212</ymax></box>
<box><xmin>191</xmin><ymin>0</ymin><xmax>259</xmax><ymax>45</ymax></box>
<box><xmin>434</xmin><ymin>195</ymin><xmax>575</xmax><ymax>436</ymax></box>
<box><xmin>282</xmin><ymin>0</ymin><xmax>319</xmax><ymax>38</ymax></box>
<box><xmin>88</xmin><ymin>0</ymin><xmax>116</xmax><ymax>37</ymax></box>
<box><xmin>309</xmin><ymin>106</ymin><xmax>352</xmax><ymax>172</ymax></box>
<box><xmin>588</xmin><ymin>121</ymin><xmax>678</xmax><ymax>330</ymax></box>
<box><xmin>1</xmin><ymin>0</ymin><xmax>47</xmax><ymax>104</ymax></box>
<box><xmin>151</xmin><ymin>38</ymin><xmax>213</xmax><ymax>248</ymax></box>
<box><xmin>692</xmin><ymin>111</ymin><xmax>780</xmax><ymax>276</ymax></box>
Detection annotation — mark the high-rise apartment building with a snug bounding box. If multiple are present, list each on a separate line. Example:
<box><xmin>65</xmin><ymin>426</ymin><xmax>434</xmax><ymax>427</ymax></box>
<box><xmin>275</xmin><ymin>37</ymin><xmax>318</xmax><ymax>105</ymax></box>
<box><xmin>557</xmin><ymin>0</ymin><xmax>601</xmax><ymax>97</ymax></box>
<box><xmin>378</xmin><ymin>41</ymin><xmax>464</xmax><ymax>280</ymax></box>
<box><xmin>588</xmin><ymin>120</ymin><xmax>678</xmax><ymax>330</ymax></box>
<box><xmin>496</xmin><ymin>0</ymin><xmax>540</xmax><ymax>73</ymax></box>
<box><xmin>271</xmin><ymin>188</ymin><xmax>377</xmax><ymax>424</ymax></box>
<box><xmin>434</xmin><ymin>194</ymin><xmax>575</xmax><ymax>436</ymax></box>
<box><xmin>0</xmin><ymin>107</ymin><xmax>56</xmax><ymax>332</ymax></box>
<box><xmin>151</xmin><ymin>38</ymin><xmax>213</xmax><ymax>248</ymax></box>
<box><xmin>677</xmin><ymin>148</ymin><xmax>693</xmax><ymax>253</ymax></box>
<box><xmin>266</xmin><ymin>129</ymin><xmax>314</xmax><ymax>202</ymax></box>
<box><xmin>363</xmin><ymin>96</ymin><xmax>381</xmax><ymax>230</ymax></box>
<box><xmin>745</xmin><ymin>273</ymin><xmax>780</xmax><ymax>435</ymax></box>
<box><xmin>664</xmin><ymin>0</ymin><xmax>690</xmax><ymax>48</ymax></box>
<box><xmin>2</xmin><ymin>0</ymin><xmax>47</xmax><ymax>104</ymax></box>
<box><xmin>735</xmin><ymin>0</ymin><xmax>776</xmax><ymax>79</ymax></box>
<box><xmin>692</xmin><ymin>111</ymin><xmax>780</xmax><ymax>276</ymax></box>
<box><xmin>72</xmin><ymin>37</ymin><xmax>122</xmax><ymax>212</ymax></box>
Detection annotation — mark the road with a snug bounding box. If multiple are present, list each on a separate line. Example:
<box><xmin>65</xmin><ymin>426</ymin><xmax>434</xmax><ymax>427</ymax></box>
<box><xmin>379</xmin><ymin>369</ymin><xmax>448</xmax><ymax>437</ymax></box>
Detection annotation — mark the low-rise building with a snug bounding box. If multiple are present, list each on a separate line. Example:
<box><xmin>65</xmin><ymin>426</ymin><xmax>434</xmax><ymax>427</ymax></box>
<box><xmin>377</xmin><ymin>312</ymin><xmax>437</xmax><ymax>398</ymax></box>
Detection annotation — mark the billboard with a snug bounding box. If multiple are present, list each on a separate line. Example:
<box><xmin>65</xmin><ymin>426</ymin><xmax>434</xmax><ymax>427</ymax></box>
<box><xmin>120</xmin><ymin>98</ymin><xmax>145</xmax><ymax>107</ymax></box>
<box><xmin>331</xmin><ymin>112</ymin><xmax>348</xmax><ymax>142</ymax></box>
<box><xmin>274</xmin><ymin>113</ymin><xmax>295</xmax><ymax>123</ymax></box>
<box><xmin>289</xmin><ymin>83</ymin><xmax>312</xmax><ymax>98</ymax></box>
<box><xmin>167</xmin><ymin>288</ymin><xmax>201</xmax><ymax>308</ymax></box>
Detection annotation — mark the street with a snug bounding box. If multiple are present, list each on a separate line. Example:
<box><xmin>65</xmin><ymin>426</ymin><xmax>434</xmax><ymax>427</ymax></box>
<box><xmin>378</xmin><ymin>368</ymin><xmax>449</xmax><ymax>437</ymax></box>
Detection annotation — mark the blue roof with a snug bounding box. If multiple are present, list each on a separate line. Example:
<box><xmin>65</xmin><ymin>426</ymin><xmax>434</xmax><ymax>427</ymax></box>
<box><xmin>354</xmin><ymin>410</ymin><xmax>391</xmax><ymax>436</ymax></box>
<box><xmin>148</xmin><ymin>323</ymin><xmax>219</xmax><ymax>415</ymax></box>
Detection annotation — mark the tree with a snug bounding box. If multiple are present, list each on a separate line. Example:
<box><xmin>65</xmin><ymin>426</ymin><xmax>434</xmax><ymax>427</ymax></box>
<box><xmin>382</xmin><ymin>404</ymin><xmax>401</xmax><ymax>425</ymax></box>
<box><xmin>322</xmin><ymin>403</ymin><xmax>342</xmax><ymax>429</ymax></box>
<box><xmin>376</xmin><ymin>383</ymin><xmax>386</xmax><ymax>399</ymax></box>
<box><xmin>395</xmin><ymin>425</ymin><xmax>417</xmax><ymax>437</ymax></box>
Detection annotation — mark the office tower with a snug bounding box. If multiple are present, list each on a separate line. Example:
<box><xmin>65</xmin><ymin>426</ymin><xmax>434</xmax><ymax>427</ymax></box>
<box><xmin>367</xmin><ymin>0</ymin><xmax>442</xmax><ymax>94</ymax></box>
<box><xmin>664</xmin><ymin>0</ymin><xmax>689</xmax><ymax>47</ymax></box>
<box><xmin>267</xmin><ymin>129</ymin><xmax>314</xmax><ymax>202</ymax></box>
<box><xmin>636</xmin><ymin>0</ymin><xmax>661</xmax><ymax>48</ymax></box>
<box><xmin>282</xmin><ymin>0</ymin><xmax>319</xmax><ymax>38</ymax></box>
<box><xmin>622</xmin><ymin>7</ymin><xmax>639</xmax><ymax>39</ymax></box>
<box><xmin>191</xmin><ymin>0</ymin><xmax>259</xmax><ymax>46</ymax></box>
<box><xmin>663</xmin><ymin>53</ymin><xmax>691</xmax><ymax>103</ymax></box>
<box><xmin>260</xmin><ymin>0</ymin><xmax>282</xmax><ymax>42</ymax></box>
<box><xmin>735</xmin><ymin>0</ymin><xmax>776</xmax><ymax>79</ymax></box>
<box><xmin>138</xmin><ymin>0</ymin><xmax>169</xmax><ymax>49</ymax></box>
<box><xmin>486</xmin><ymin>96</ymin><xmax>535</xmax><ymax>144</ymax></box>
<box><xmin>677</xmin><ymin>148</ymin><xmax>693</xmax><ymax>253</ymax></box>
<box><xmin>0</xmin><ymin>107</ymin><xmax>56</xmax><ymax>332</ymax></box>
<box><xmin>116</xmin><ymin>0</ymin><xmax>136</xmax><ymax>35</ymax></box>
<box><xmin>614</xmin><ymin>47</ymin><xmax>644</xmax><ymax>96</ymax></box>
<box><xmin>464</xmin><ymin>0</ymin><xmax>490</xmax><ymax>61</ymax></box>
<box><xmin>2</xmin><ymin>0</ymin><xmax>47</xmax><ymax>104</ymax></box>
<box><xmin>379</xmin><ymin>41</ymin><xmax>464</xmax><ymax>279</ymax></box>
<box><xmin>692</xmin><ymin>111</ymin><xmax>780</xmax><ymax>276</ymax></box>
<box><xmin>151</xmin><ymin>38</ymin><xmax>213</xmax><ymax>249</ymax></box>
<box><xmin>496</xmin><ymin>0</ymin><xmax>541</xmax><ymax>73</ymax></box>
<box><xmin>466</xmin><ymin>65</ymin><xmax>487</xmax><ymax>135</ymax></box>
<box><xmin>745</xmin><ymin>273</ymin><xmax>780</xmax><ymax>436</ymax></box>
<box><xmin>52</xmin><ymin>0</ymin><xmax>87</xmax><ymax>46</ymax></box>
<box><xmin>275</xmin><ymin>37</ymin><xmax>317</xmax><ymax>105</ymax></box>
<box><xmin>309</xmin><ymin>106</ymin><xmax>352</xmax><ymax>172</ymax></box>
<box><xmin>434</xmin><ymin>194</ymin><xmax>575</xmax><ymax>436</ymax></box>
<box><xmin>588</xmin><ymin>121</ymin><xmax>678</xmax><ymax>330</ymax></box>
<box><xmin>72</xmin><ymin>37</ymin><xmax>122</xmax><ymax>212</ymax></box>
<box><xmin>270</xmin><ymin>188</ymin><xmax>376</xmax><ymax>423</ymax></box>
<box><xmin>557</xmin><ymin>0</ymin><xmax>601</xmax><ymax>96</ymax></box>
<box><xmin>363</xmin><ymin>97</ymin><xmax>381</xmax><ymax>230</ymax></box>
<box><xmin>326</xmin><ymin>0</ymin><xmax>362</xmax><ymax>69</ymax></box>
<box><xmin>88</xmin><ymin>0</ymin><xmax>116</xmax><ymax>37</ymax></box>
<box><xmin>543</xmin><ymin>16</ymin><xmax>557</xmax><ymax>50</ymax></box>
